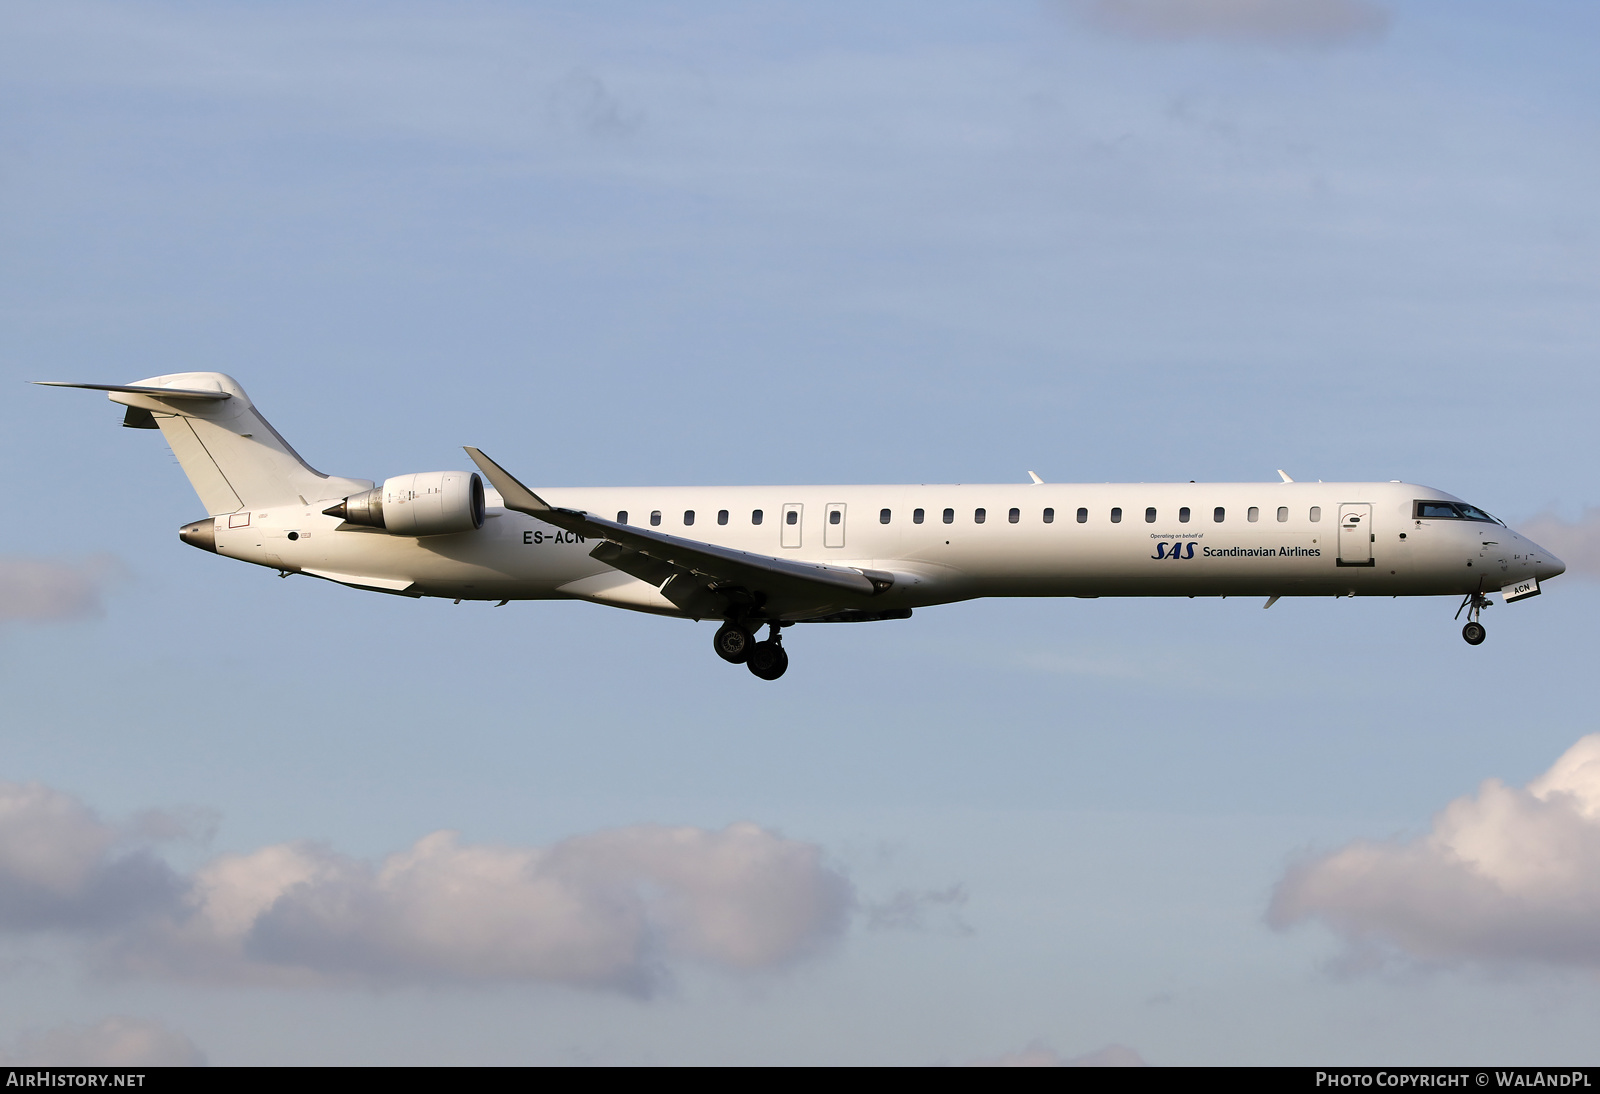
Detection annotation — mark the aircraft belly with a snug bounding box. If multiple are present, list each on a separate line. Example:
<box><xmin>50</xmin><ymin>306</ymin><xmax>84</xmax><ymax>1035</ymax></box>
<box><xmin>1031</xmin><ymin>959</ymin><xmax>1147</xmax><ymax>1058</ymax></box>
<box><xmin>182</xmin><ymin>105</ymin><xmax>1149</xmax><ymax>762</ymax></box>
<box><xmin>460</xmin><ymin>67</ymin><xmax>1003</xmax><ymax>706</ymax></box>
<box><xmin>217</xmin><ymin>511</ymin><xmax>606</xmax><ymax>600</ymax></box>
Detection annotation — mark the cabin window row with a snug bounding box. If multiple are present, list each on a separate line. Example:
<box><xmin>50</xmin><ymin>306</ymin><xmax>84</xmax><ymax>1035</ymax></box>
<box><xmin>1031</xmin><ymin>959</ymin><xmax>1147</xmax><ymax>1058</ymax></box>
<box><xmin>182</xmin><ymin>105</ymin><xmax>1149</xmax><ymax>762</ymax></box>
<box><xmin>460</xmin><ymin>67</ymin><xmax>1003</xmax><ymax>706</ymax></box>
<box><xmin>611</xmin><ymin>505</ymin><xmax>1325</xmax><ymax>527</ymax></box>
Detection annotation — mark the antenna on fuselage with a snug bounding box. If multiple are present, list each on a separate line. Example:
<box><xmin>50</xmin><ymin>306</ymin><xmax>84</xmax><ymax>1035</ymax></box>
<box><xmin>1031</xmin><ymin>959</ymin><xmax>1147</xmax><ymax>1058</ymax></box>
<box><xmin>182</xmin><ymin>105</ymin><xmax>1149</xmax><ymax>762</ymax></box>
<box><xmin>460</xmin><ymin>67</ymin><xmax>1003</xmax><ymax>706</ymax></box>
<box><xmin>1277</xmin><ymin>470</ymin><xmax>1295</xmax><ymax>483</ymax></box>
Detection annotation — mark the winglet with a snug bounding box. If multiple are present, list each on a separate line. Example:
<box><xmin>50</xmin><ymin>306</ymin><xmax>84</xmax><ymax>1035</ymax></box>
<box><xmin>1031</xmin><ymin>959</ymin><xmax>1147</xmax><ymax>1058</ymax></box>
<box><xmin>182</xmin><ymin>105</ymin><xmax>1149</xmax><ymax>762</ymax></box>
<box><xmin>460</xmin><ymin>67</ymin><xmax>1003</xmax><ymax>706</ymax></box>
<box><xmin>1277</xmin><ymin>469</ymin><xmax>1294</xmax><ymax>483</ymax></box>
<box><xmin>463</xmin><ymin>447</ymin><xmax>552</xmax><ymax>516</ymax></box>
<box><xmin>1027</xmin><ymin>471</ymin><xmax>1044</xmax><ymax>485</ymax></box>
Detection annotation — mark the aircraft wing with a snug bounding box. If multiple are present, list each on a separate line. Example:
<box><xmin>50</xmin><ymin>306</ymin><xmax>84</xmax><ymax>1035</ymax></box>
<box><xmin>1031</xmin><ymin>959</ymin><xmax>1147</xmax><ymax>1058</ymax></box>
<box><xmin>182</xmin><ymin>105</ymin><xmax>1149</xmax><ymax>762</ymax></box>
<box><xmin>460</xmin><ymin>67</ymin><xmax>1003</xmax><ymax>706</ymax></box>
<box><xmin>464</xmin><ymin>447</ymin><xmax>894</xmax><ymax>618</ymax></box>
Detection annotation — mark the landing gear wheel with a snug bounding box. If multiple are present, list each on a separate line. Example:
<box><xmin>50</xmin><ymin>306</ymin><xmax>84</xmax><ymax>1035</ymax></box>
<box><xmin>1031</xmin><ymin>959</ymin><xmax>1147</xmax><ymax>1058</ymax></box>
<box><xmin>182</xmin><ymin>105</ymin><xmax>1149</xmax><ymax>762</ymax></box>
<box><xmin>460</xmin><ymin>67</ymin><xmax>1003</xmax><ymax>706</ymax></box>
<box><xmin>747</xmin><ymin>641</ymin><xmax>789</xmax><ymax>681</ymax></box>
<box><xmin>1455</xmin><ymin>587</ymin><xmax>1491</xmax><ymax>645</ymax></box>
<box><xmin>714</xmin><ymin>622</ymin><xmax>753</xmax><ymax>664</ymax></box>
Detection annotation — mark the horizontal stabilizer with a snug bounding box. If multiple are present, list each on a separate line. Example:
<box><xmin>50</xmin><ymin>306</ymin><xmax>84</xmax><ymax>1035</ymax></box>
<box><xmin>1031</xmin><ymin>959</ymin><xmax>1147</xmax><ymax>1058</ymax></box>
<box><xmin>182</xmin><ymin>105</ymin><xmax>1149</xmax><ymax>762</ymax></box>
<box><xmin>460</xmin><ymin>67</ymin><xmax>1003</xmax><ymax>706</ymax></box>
<box><xmin>32</xmin><ymin>381</ymin><xmax>232</xmax><ymax>400</ymax></box>
<box><xmin>39</xmin><ymin>372</ymin><xmax>372</xmax><ymax>516</ymax></box>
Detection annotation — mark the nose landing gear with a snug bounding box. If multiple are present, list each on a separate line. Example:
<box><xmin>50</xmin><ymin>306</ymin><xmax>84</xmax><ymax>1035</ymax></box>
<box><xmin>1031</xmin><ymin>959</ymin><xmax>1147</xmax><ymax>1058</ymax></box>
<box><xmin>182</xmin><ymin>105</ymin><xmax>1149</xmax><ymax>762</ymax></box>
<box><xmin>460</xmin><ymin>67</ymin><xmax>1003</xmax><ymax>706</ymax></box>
<box><xmin>1455</xmin><ymin>588</ymin><xmax>1490</xmax><ymax>645</ymax></box>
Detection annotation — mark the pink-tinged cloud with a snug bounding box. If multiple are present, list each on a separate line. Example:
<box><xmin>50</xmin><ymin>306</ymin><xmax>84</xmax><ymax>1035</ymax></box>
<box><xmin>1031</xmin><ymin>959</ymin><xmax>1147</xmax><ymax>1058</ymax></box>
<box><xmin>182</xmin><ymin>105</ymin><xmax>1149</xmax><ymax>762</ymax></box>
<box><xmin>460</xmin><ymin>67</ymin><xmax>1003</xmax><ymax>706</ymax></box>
<box><xmin>1270</xmin><ymin>735</ymin><xmax>1600</xmax><ymax>968</ymax></box>
<box><xmin>1</xmin><ymin>1017</ymin><xmax>204</xmax><ymax>1067</ymax></box>
<box><xmin>0</xmin><ymin>555</ymin><xmax>125</xmax><ymax>623</ymax></box>
<box><xmin>0</xmin><ymin>780</ymin><xmax>853</xmax><ymax>991</ymax></box>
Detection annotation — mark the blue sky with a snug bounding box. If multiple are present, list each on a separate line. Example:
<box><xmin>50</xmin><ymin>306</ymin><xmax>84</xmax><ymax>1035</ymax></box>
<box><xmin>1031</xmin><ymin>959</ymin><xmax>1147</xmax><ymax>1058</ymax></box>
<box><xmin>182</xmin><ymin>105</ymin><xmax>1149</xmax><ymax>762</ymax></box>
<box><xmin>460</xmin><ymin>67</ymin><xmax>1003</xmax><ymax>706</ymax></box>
<box><xmin>2</xmin><ymin>0</ymin><xmax>1599</xmax><ymax>1065</ymax></box>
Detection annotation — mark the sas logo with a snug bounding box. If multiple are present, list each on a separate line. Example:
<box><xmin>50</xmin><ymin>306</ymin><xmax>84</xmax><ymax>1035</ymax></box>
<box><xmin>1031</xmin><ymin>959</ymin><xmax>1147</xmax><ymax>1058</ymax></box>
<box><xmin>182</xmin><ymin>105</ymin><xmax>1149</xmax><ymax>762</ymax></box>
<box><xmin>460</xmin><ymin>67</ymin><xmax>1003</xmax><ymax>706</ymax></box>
<box><xmin>1151</xmin><ymin>542</ymin><xmax>1196</xmax><ymax>560</ymax></box>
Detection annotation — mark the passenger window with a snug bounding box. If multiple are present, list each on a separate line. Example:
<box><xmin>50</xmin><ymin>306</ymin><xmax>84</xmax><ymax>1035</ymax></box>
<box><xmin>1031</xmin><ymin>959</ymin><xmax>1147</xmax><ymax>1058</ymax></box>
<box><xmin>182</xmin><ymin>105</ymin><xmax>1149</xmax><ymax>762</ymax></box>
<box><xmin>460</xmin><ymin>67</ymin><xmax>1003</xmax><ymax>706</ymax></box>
<box><xmin>651</xmin><ymin>511</ymin><xmax>662</xmax><ymax>527</ymax></box>
<box><xmin>1276</xmin><ymin>506</ymin><xmax>1287</xmax><ymax>522</ymax></box>
<box><xmin>1309</xmin><ymin>506</ymin><xmax>1321</xmax><ymax>522</ymax></box>
<box><xmin>752</xmin><ymin>509</ymin><xmax>763</xmax><ymax>525</ymax></box>
<box><xmin>1247</xmin><ymin>507</ymin><xmax>1259</xmax><ymax>522</ymax></box>
<box><xmin>684</xmin><ymin>510</ymin><xmax>695</xmax><ymax>526</ymax></box>
<box><xmin>1179</xmin><ymin>507</ymin><xmax>1191</xmax><ymax>523</ymax></box>
<box><xmin>785</xmin><ymin>511</ymin><xmax>798</xmax><ymax>526</ymax></box>
<box><xmin>975</xmin><ymin>508</ymin><xmax>986</xmax><ymax>524</ymax></box>
<box><xmin>880</xmin><ymin>508</ymin><xmax>891</xmax><ymax>524</ymax></box>
<box><xmin>943</xmin><ymin>508</ymin><xmax>954</xmax><ymax>524</ymax></box>
<box><xmin>1076</xmin><ymin>508</ymin><xmax>1088</xmax><ymax>524</ymax></box>
<box><xmin>913</xmin><ymin>508</ymin><xmax>925</xmax><ymax>524</ymax></box>
<box><xmin>717</xmin><ymin>510</ymin><xmax>729</xmax><ymax>526</ymax></box>
<box><xmin>617</xmin><ymin>511</ymin><xmax>628</xmax><ymax>524</ymax></box>
<box><xmin>1111</xmin><ymin>507</ymin><xmax>1122</xmax><ymax>523</ymax></box>
<box><xmin>1213</xmin><ymin>507</ymin><xmax>1225</xmax><ymax>523</ymax></box>
<box><xmin>1144</xmin><ymin>507</ymin><xmax>1156</xmax><ymax>523</ymax></box>
<box><xmin>1043</xmin><ymin>508</ymin><xmax>1054</xmax><ymax>523</ymax></box>
<box><xmin>1008</xmin><ymin>507</ymin><xmax>1020</xmax><ymax>524</ymax></box>
<box><xmin>829</xmin><ymin>510</ymin><xmax>841</xmax><ymax>525</ymax></box>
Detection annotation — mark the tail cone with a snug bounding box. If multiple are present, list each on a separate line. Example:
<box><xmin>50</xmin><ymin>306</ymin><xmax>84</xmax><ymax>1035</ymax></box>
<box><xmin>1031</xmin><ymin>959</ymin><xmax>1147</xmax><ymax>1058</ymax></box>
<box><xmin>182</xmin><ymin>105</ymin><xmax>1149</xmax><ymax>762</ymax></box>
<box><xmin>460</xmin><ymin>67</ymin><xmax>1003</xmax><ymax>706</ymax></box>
<box><xmin>179</xmin><ymin>518</ymin><xmax>217</xmax><ymax>553</ymax></box>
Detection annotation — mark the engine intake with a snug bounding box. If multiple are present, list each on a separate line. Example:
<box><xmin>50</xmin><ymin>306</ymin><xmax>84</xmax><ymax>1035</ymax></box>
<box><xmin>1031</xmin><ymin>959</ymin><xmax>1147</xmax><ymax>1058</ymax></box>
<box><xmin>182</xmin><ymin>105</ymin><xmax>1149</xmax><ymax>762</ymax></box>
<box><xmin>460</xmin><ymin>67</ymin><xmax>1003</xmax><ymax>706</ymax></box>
<box><xmin>324</xmin><ymin>471</ymin><xmax>485</xmax><ymax>536</ymax></box>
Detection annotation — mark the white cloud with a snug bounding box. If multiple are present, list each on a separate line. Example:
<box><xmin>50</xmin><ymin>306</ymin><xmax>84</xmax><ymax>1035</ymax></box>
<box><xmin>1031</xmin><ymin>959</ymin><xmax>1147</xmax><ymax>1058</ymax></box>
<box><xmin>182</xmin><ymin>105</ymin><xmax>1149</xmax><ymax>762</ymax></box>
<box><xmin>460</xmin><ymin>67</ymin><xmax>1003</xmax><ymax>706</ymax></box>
<box><xmin>1058</xmin><ymin>0</ymin><xmax>1390</xmax><ymax>46</ymax></box>
<box><xmin>123</xmin><ymin>824</ymin><xmax>851</xmax><ymax>989</ymax></box>
<box><xmin>0</xmin><ymin>555</ymin><xmax>125</xmax><ymax>623</ymax></box>
<box><xmin>967</xmin><ymin>1041</ymin><xmax>1147</xmax><ymax>1066</ymax></box>
<box><xmin>1</xmin><ymin>1017</ymin><xmax>205</xmax><ymax>1067</ymax></box>
<box><xmin>1270</xmin><ymin>735</ymin><xmax>1600</xmax><ymax>968</ymax></box>
<box><xmin>0</xmin><ymin>783</ymin><xmax>181</xmax><ymax>931</ymax></box>
<box><xmin>1515</xmin><ymin>509</ymin><xmax>1600</xmax><ymax>578</ymax></box>
<box><xmin>0</xmin><ymin>781</ymin><xmax>852</xmax><ymax>990</ymax></box>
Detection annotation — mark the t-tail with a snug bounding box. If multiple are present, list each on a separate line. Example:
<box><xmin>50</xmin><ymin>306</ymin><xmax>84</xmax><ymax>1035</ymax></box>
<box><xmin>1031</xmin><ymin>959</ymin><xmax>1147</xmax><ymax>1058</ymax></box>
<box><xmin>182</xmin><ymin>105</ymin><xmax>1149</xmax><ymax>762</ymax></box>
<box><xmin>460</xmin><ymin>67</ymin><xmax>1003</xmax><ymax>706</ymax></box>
<box><xmin>34</xmin><ymin>373</ymin><xmax>373</xmax><ymax>517</ymax></box>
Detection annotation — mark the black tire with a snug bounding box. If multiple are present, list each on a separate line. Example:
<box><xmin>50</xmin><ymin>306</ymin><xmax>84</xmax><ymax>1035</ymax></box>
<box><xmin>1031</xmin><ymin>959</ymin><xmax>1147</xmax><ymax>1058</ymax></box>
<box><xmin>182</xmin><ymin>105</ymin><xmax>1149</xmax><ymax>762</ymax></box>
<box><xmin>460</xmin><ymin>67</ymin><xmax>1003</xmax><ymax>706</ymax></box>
<box><xmin>747</xmin><ymin>641</ymin><xmax>789</xmax><ymax>680</ymax></box>
<box><xmin>1462</xmin><ymin>621</ymin><xmax>1487</xmax><ymax>646</ymax></box>
<box><xmin>714</xmin><ymin>622</ymin><xmax>752</xmax><ymax>664</ymax></box>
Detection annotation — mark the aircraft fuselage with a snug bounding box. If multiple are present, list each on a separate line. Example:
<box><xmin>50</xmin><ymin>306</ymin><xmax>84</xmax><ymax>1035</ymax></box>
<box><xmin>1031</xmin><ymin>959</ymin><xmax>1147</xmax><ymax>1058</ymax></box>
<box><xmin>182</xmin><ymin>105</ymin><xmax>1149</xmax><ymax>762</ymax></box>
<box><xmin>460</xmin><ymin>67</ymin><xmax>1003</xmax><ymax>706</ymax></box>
<box><xmin>205</xmin><ymin>480</ymin><xmax>1559</xmax><ymax>613</ymax></box>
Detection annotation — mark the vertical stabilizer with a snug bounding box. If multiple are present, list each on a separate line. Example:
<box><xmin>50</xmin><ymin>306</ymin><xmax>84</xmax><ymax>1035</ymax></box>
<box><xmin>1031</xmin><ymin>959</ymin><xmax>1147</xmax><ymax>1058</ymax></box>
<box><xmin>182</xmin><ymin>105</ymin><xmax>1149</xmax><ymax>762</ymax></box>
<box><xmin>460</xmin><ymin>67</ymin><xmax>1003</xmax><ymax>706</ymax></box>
<box><xmin>102</xmin><ymin>373</ymin><xmax>372</xmax><ymax>515</ymax></box>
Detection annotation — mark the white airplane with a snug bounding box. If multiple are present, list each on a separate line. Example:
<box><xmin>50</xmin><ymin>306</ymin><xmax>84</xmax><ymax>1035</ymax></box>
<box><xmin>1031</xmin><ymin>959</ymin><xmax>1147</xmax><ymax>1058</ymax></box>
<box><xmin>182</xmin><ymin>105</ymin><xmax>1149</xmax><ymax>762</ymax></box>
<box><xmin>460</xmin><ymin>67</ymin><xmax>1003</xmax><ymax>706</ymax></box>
<box><xmin>39</xmin><ymin>372</ymin><xmax>1566</xmax><ymax>680</ymax></box>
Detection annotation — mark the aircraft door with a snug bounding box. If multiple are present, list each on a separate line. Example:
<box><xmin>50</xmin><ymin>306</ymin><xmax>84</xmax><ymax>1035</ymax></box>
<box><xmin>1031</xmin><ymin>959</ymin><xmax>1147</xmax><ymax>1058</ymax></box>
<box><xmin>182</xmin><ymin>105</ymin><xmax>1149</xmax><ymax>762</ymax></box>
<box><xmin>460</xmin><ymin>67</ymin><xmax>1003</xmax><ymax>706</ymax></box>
<box><xmin>1338</xmin><ymin>503</ymin><xmax>1374</xmax><ymax>566</ymax></box>
<box><xmin>781</xmin><ymin>503</ymin><xmax>803</xmax><ymax>548</ymax></box>
<box><xmin>824</xmin><ymin>503</ymin><xmax>846</xmax><ymax>548</ymax></box>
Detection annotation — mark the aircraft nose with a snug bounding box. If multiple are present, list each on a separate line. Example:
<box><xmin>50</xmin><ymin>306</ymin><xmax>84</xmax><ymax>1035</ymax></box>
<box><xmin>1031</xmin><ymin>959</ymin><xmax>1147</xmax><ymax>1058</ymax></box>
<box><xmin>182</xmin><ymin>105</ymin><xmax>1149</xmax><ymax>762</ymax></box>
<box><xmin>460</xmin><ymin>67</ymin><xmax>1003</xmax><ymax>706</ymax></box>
<box><xmin>1526</xmin><ymin>539</ymin><xmax>1565</xmax><ymax>581</ymax></box>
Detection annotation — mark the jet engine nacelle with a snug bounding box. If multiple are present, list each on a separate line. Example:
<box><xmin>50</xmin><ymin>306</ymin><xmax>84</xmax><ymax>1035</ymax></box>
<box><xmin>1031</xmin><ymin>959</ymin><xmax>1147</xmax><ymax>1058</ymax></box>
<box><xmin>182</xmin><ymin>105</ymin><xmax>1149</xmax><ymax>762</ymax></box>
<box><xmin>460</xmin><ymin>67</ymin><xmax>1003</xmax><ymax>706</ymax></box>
<box><xmin>324</xmin><ymin>471</ymin><xmax>485</xmax><ymax>536</ymax></box>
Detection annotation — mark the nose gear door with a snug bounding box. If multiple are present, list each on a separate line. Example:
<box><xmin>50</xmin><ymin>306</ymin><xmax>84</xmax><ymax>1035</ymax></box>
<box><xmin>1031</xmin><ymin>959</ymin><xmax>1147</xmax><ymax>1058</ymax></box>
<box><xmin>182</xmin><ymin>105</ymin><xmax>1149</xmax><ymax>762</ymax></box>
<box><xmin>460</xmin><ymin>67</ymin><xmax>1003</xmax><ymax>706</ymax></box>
<box><xmin>1338</xmin><ymin>503</ymin><xmax>1374</xmax><ymax>567</ymax></box>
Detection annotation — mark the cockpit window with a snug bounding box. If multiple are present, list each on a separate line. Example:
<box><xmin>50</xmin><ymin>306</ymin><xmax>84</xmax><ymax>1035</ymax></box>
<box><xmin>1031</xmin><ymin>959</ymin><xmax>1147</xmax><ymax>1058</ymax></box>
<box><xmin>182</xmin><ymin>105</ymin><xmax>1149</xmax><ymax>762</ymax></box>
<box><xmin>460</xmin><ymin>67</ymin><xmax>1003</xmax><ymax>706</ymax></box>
<box><xmin>1414</xmin><ymin>500</ymin><xmax>1501</xmax><ymax>524</ymax></box>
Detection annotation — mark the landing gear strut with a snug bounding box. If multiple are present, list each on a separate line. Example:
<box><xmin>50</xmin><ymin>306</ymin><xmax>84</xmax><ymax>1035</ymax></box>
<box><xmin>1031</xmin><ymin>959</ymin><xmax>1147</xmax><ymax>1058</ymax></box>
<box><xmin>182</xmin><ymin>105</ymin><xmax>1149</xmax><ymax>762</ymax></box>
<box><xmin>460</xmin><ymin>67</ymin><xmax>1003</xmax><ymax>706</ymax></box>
<box><xmin>1455</xmin><ymin>588</ymin><xmax>1490</xmax><ymax>646</ymax></box>
<box><xmin>745</xmin><ymin>623</ymin><xmax>789</xmax><ymax>681</ymax></box>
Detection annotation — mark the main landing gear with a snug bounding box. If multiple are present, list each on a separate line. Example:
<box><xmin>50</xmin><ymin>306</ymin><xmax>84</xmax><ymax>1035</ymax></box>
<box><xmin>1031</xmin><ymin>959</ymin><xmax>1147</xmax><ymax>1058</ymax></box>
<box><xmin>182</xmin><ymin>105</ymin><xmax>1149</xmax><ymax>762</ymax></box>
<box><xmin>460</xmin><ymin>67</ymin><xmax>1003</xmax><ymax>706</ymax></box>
<box><xmin>1455</xmin><ymin>589</ymin><xmax>1490</xmax><ymax>645</ymax></box>
<box><xmin>713</xmin><ymin>621</ymin><xmax>753</xmax><ymax>663</ymax></box>
<box><xmin>712</xmin><ymin>620</ymin><xmax>789</xmax><ymax>680</ymax></box>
